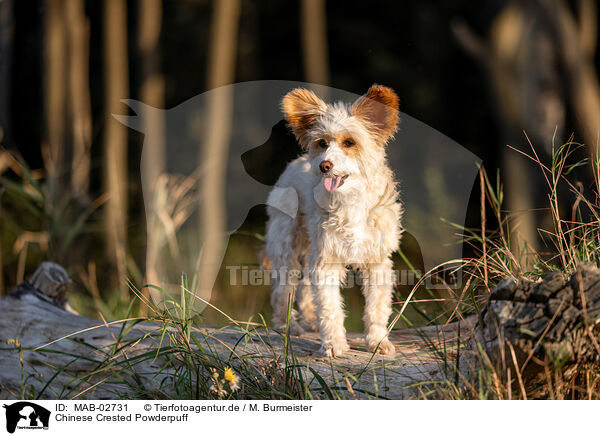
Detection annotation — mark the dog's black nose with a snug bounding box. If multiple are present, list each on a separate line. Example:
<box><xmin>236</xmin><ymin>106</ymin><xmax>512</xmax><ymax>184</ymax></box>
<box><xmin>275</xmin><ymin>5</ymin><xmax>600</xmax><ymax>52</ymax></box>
<box><xmin>319</xmin><ymin>161</ymin><xmax>333</xmax><ymax>173</ymax></box>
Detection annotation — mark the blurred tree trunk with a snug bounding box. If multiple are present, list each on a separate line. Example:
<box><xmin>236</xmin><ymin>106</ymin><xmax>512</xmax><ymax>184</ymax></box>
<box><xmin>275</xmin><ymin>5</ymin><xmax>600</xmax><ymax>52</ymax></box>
<box><xmin>0</xmin><ymin>0</ymin><xmax>13</xmax><ymax>142</ymax></box>
<box><xmin>44</xmin><ymin>0</ymin><xmax>68</xmax><ymax>188</ymax></box>
<box><xmin>65</xmin><ymin>0</ymin><xmax>92</xmax><ymax>198</ymax></box>
<box><xmin>453</xmin><ymin>1</ymin><xmax>567</xmax><ymax>266</ymax></box>
<box><xmin>197</xmin><ymin>0</ymin><xmax>240</xmax><ymax>305</ymax></box>
<box><xmin>454</xmin><ymin>0</ymin><xmax>600</xmax><ymax>270</ymax></box>
<box><xmin>536</xmin><ymin>0</ymin><xmax>600</xmax><ymax>154</ymax></box>
<box><xmin>138</xmin><ymin>0</ymin><xmax>165</xmax><ymax>313</ymax></box>
<box><xmin>103</xmin><ymin>0</ymin><xmax>129</xmax><ymax>298</ymax></box>
<box><xmin>301</xmin><ymin>0</ymin><xmax>329</xmax><ymax>89</ymax></box>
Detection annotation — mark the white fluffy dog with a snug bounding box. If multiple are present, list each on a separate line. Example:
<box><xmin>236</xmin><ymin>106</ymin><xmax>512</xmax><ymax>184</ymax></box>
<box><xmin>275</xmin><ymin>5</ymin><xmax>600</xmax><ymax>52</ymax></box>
<box><xmin>264</xmin><ymin>84</ymin><xmax>403</xmax><ymax>357</ymax></box>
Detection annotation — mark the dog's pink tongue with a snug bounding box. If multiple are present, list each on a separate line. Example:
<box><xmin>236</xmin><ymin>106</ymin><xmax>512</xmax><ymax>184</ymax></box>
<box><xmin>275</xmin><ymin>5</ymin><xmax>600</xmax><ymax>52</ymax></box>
<box><xmin>323</xmin><ymin>175</ymin><xmax>342</xmax><ymax>192</ymax></box>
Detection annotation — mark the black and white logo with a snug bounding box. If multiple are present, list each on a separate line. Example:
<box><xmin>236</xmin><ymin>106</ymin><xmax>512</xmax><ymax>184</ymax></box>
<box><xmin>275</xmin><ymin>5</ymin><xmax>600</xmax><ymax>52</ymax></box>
<box><xmin>3</xmin><ymin>402</ymin><xmax>50</xmax><ymax>434</ymax></box>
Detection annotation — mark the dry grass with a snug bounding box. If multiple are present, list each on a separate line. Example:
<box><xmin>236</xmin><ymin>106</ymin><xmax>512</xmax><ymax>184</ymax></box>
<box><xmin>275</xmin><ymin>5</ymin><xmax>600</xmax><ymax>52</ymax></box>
<box><xmin>410</xmin><ymin>136</ymin><xmax>600</xmax><ymax>399</ymax></box>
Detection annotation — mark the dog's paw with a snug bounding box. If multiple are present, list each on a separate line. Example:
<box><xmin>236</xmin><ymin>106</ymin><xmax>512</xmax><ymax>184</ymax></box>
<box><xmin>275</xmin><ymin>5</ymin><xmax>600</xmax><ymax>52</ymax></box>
<box><xmin>274</xmin><ymin>321</ymin><xmax>305</xmax><ymax>336</ymax></box>
<box><xmin>320</xmin><ymin>338</ymin><xmax>350</xmax><ymax>358</ymax></box>
<box><xmin>367</xmin><ymin>338</ymin><xmax>396</xmax><ymax>355</ymax></box>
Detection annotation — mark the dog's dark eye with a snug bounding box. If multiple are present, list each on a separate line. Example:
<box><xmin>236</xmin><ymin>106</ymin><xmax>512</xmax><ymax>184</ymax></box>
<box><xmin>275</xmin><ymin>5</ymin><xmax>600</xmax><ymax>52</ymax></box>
<box><xmin>343</xmin><ymin>139</ymin><xmax>355</xmax><ymax>147</ymax></box>
<box><xmin>317</xmin><ymin>139</ymin><xmax>328</xmax><ymax>148</ymax></box>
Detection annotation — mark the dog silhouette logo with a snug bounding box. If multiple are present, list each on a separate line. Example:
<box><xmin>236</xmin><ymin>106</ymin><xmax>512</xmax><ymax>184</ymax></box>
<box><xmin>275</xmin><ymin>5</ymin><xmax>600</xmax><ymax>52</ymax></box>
<box><xmin>3</xmin><ymin>402</ymin><xmax>50</xmax><ymax>433</ymax></box>
<box><xmin>114</xmin><ymin>81</ymin><xmax>480</xmax><ymax>314</ymax></box>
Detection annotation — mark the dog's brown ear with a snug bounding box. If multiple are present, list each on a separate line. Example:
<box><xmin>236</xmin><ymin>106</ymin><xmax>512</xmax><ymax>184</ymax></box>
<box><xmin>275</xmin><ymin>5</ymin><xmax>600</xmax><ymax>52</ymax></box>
<box><xmin>351</xmin><ymin>84</ymin><xmax>399</xmax><ymax>145</ymax></box>
<box><xmin>281</xmin><ymin>88</ymin><xmax>326</xmax><ymax>145</ymax></box>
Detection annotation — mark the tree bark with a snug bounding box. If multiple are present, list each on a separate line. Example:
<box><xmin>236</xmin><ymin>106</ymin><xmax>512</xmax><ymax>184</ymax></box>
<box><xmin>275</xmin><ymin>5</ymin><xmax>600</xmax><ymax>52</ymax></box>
<box><xmin>482</xmin><ymin>263</ymin><xmax>600</xmax><ymax>398</ymax></box>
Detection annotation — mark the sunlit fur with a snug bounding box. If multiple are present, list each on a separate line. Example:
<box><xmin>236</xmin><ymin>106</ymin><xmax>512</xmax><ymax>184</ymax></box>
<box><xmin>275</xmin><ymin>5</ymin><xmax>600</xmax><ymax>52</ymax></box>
<box><xmin>265</xmin><ymin>84</ymin><xmax>403</xmax><ymax>357</ymax></box>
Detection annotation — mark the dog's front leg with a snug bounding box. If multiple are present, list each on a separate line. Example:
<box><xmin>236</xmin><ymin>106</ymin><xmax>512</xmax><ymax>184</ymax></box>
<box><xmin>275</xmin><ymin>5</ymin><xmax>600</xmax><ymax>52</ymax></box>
<box><xmin>362</xmin><ymin>259</ymin><xmax>396</xmax><ymax>355</ymax></box>
<box><xmin>311</xmin><ymin>262</ymin><xmax>349</xmax><ymax>357</ymax></box>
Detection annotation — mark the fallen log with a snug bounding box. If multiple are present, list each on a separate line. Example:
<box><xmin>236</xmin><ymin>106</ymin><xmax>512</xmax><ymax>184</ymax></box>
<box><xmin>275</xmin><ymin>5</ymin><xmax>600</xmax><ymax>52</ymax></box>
<box><xmin>1</xmin><ymin>262</ymin><xmax>599</xmax><ymax>399</ymax></box>
<box><xmin>0</xmin><ymin>262</ymin><xmax>471</xmax><ymax>400</ymax></box>
<box><xmin>481</xmin><ymin>263</ymin><xmax>600</xmax><ymax>398</ymax></box>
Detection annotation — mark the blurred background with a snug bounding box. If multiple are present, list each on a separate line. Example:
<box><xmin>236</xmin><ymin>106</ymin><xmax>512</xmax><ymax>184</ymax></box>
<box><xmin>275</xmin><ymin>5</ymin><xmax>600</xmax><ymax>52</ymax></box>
<box><xmin>1</xmin><ymin>0</ymin><xmax>599</xmax><ymax>329</ymax></box>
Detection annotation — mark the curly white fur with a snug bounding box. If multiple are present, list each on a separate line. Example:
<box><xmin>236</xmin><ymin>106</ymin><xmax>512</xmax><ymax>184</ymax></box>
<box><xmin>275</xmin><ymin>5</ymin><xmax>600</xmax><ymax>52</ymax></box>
<box><xmin>265</xmin><ymin>84</ymin><xmax>403</xmax><ymax>357</ymax></box>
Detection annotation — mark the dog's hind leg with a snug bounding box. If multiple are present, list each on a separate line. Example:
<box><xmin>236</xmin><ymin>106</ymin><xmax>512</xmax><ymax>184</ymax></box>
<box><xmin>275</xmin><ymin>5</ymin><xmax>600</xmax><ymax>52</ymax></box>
<box><xmin>269</xmin><ymin>265</ymin><xmax>305</xmax><ymax>335</ymax></box>
<box><xmin>295</xmin><ymin>240</ymin><xmax>318</xmax><ymax>332</ymax></box>
<box><xmin>297</xmin><ymin>269</ymin><xmax>318</xmax><ymax>332</ymax></box>
<box><xmin>265</xmin><ymin>210</ymin><xmax>305</xmax><ymax>336</ymax></box>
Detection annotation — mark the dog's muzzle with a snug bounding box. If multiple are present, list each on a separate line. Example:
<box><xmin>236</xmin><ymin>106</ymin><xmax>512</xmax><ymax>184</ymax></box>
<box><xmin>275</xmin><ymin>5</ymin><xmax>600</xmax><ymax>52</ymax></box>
<box><xmin>319</xmin><ymin>160</ymin><xmax>333</xmax><ymax>173</ymax></box>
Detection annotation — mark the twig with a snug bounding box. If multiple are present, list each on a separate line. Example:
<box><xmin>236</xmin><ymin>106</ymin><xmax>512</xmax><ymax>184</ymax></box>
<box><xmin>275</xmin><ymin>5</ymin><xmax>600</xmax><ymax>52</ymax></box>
<box><xmin>507</xmin><ymin>341</ymin><xmax>527</xmax><ymax>400</ymax></box>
